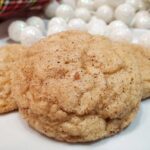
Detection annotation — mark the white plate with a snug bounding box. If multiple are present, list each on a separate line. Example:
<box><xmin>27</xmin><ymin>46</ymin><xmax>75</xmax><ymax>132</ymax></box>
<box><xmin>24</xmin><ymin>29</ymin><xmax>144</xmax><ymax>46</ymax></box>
<box><xmin>0</xmin><ymin>21</ymin><xmax>150</xmax><ymax>150</ymax></box>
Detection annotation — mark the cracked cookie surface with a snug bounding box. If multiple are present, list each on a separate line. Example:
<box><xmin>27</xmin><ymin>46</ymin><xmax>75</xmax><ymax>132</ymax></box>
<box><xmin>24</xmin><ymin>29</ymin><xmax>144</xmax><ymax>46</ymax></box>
<box><xmin>14</xmin><ymin>31</ymin><xmax>142</xmax><ymax>142</ymax></box>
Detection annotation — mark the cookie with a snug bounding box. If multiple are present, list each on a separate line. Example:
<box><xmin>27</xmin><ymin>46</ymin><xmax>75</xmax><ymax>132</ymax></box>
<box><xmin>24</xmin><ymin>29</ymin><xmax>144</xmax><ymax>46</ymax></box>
<box><xmin>14</xmin><ymin>31</ymin><xmax>142</xmax><ymax>142</ymax></box>
<box><xmin>112</xmin><ymin>42</ymin><xmax>150</xmax><ymax>99</ymax></box>
<box><xmin>0</xmin><ymin>44</ymin><xmax>23</xmax><ymax>114</ymax></box>
<box><xmin>131</xmin><ymin>45</ymin><xmax>150</xmax><ymax>99</ymax></box>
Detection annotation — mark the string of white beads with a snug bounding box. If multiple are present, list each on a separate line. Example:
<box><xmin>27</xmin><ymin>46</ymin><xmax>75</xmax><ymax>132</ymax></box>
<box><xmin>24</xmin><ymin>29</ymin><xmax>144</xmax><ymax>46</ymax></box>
<box><xmin>8</xmin><ymin>0</ymin><xmax>150</xmax><ymax>48</ymax></box>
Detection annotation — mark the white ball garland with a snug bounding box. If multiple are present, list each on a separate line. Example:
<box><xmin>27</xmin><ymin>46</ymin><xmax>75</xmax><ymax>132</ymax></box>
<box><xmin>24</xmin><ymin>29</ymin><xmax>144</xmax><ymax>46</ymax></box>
<box><xmin>132</xmin><ymin>11</ymin><xmax>150</xmax><ymax>29</ymax></box>
<box><xmin>93</xmin><ymin>0</ymin><xmax>108</xmax><ymax>9</ymax></box>
<box><xmin>88</xmin><ymin>16</ymin><xmax>107</xmax><ymax>27</ymax></box>
<box><xmin>55</xmin><ymin>4</ymin><xmax>74</xmax><ymax>22</ymax></box>
<box><xmin>106</xmin><ymin>20</ymin><xmax>128</xmax><ymax>36</ymax></box>
<box><xmin>75</xmin><ymin>8</ymin><xmax>91</xmax><ymax>22</ymax></box>
<box><xmin>47</xmin><ymin>25</ymin><xmax>67</xmax><ymax>36</ymax></box>
<box><xmin>7</xmin><ymin>0</ymin><xmax>150</xmax><ymax>49</ymax></box>
<box><xmin>115</xmin><ymin>3</ymin><xmax>136</xmax><ymax>25</ymax></box>
<box><xmin>139</xmin><ymin>32</ymin><xmax>150</xmax><ymax>48</ymax></box>
<box><xmin>125</xmin><ymin>0</ymin><xmax>140</xmax><ymax>11</ymax></box>
<box><xmin>96</xmin><ymin>5</ymin><xmax>114</xmax><ymax>23</ymax></box>
<box><xmin>108</xmin><ymin>20</ymin><xmax>128</xmax><ymax>29</ymax></box>
<box><xmin>61</xmin><ymin>0</ymin><xmax>76</xmax><ymax>8</ymax></box>
<box><xmin>44</xmin><ymin>0</ymin><xmax>59</xmax><ymax>18</ymax></box>
<box><xmin>26</xmin><ymin>16</ymin><xmax>45</xmax><ymax>34</ymax></box>
<box><xmin>77</xmin><ymin>0</ymin><xmax>95</xmax><ymax>10</ymax></box>
<box><xmin>48</xmin><ymin>17</ymin><xmax>67</xmax><ymax>28</ymax></box>
<box><xmin>68</xmin><ymin>18</ymin><xmax>86</xmax><ymax>31</ymax></box>
<box><xmin>107</xmin><ymin>27</ymin><xmax>133</xmax><ymax>42</ymax></box>
<box><xmin>20</xmin><ymin>26</ymin><xmax>43</xmax><ymax>46</ymax></box>
<box><xmin>87</xmin><ymin>17</ymin><xmax>107</xmax><ymax>35</ymax></box>
<box><xmin>8</xmin><ymin>21</ymin><xmax>27</xmax><ymax>42</ymax></box>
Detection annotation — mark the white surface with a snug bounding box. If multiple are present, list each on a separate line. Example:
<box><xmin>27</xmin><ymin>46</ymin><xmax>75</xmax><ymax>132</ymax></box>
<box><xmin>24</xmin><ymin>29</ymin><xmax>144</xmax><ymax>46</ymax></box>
<box><xmin>0</xmin><ymin>21</ymin><xmax>150</xmax><ymax>150</ymax></box>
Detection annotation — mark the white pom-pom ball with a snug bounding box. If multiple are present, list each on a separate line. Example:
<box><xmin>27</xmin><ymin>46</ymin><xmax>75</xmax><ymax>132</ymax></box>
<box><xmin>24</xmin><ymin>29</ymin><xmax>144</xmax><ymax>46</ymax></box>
<box><xmin>132</xmin><ymin>11</ymin><xmax>150</xmax><ymax>29</ymax></box>
<box><xmin>139</xmin><ymin>32</ymin><xmax>150</xmax><ymax>48</ymax></box>
<box><xmin>132</xmin><ymin>36</ymin><xmax>140</xmax><ymax>44</ymax></box>
<box><xmin>87</xmin><ymin>17</ymin><xmax>107</xmax><ymax>35</ymax></box>
<box><xmin>93</xmin><ymin>0</ymin><xmax>108</xmax><ymax>9</ymax></box>
<box><xmin>26</xmin><ymin>16</ymin><xmax>45</xmax><ymax>33</ymax></box>
<box><xmin>132</xmin><ymin>28</ymin><xmax>148</xmax><ymax>44</ymax></box>
<box><xmin>115</xmin><ymin>3</ymin><xmax>136</xmax><ymax>26</ymax></box>
<box><xmin>106</xmin><ymin>20</ymin><xmax>128</xmax><ymax>36</ymax></box>
<box><xmin>75</xmin><ymin>8</ymin><xmax>91</xmax><ymax>22</ymax></box>
<box><xmin>88</xmin><ymin>16</ymin><xmax>106</xmax><ymax>26</ymax></box>
<box><xmin>107</xmin><ymin>27</ymin><xmax>132</xmax><ymax>42</ymax></box>
<box><xmin>48</xmin><ymin>17</ymin><xmax>67</xmax><ymax>28</ymax></box>
<box><xmin>47</xmin><ymin>25</ymin><xmax>67</xmax><ymax>36</ymax></box>
<box><xmin>68</xmin><ymin>18</ymin><xmax>86</xmax><ymax>31</ymax></box>
<box><xmin>44</xmin><ymin>0</ymin><xmax>59</xmax><ymax>18</ymax></box>
<box><xmin>77</xmin><ymin>0</ymin><xmax>95</xmax><ymax>10</ymax></box>
<box><xmin>56</xmin><ymin>4</ymin><xmax>74</xmax><ymax>21</ymax></box>
<box><xmin>61</xmin><ymin>0</ymin><xmax>76</xmax><ymax>8</ymax></box>
<box><xmin>125</xmin><ymin>0</ymin><xmax>140</xmax><ymax>11</ymax></box>
<box><xmin>20</xmin><ymin>26</ymin><xmax>43</xmax><ymax>46</ymax></box>
<box><xmin>108</xmin><ymin>20</ymin><xmax>128</xmax><ymax>29</ymax></box>
<box><xmin>107</xmin><ymin>0</ymin><xmax>125</xmax><ymax>8</ymax></box>
<box><xmin>8</xmin><ymin>20</ymin><xmax>27</xmax><ymax>42</ymax></box>
<box><xmin>96</xmin><ymin>5</ymin><xmax>114</xmax><ymax>23</ymax></box>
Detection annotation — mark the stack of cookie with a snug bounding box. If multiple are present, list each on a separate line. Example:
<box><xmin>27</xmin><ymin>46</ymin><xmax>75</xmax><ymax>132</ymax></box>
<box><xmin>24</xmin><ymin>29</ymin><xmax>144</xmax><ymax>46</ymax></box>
<box><xmin>0</xmin><ymin>31</ymin><xmax>150</xmax><ymax>143</ymax></box>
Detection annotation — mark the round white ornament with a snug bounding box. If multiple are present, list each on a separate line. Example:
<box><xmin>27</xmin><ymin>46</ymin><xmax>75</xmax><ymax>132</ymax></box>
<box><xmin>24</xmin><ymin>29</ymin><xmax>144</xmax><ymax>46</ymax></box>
<box><xmin>132</xmin><ymin>11</ymin><xmax>150</xmax><ymax>29</ymax></box>
<box><xmin>96</xmin><ymin>5</ymin><xmax>114</xmax><ymax>23</ymax></box>
<box><xmin>68</xmin><ymin>18</ymin><xmax>86</xmax><ymax>31</ymax></box>
<box><xmin>75</xmin><ymin>8</ymin><xmax>91</xmax><ymax>22</ymax></box>
<box><xmin>87</xmin><ymin>17</ymin><xmax>107</xmax><ymax>35</ymax></box>
<box><xmin>107</xmin><ymin>27</ymin><xmax>132</xmax><ymax>42</ymax></box>
<box><xmin>48</xmin><ymin>17</ymin><xmax>67</xmax><ymax>28</ymax></box>
<box><xmin>55</xmin><ymin>4</ymin><xmax>74</xmax><ymax>22</ymax></box>
<box><xmin>26</xmin><ymin>16</ymin><xmax>45</xmax><ymax>33</ymax></box>
<box><xmin>139</xmin><ymin>32</ymin><xmax>150</xmax><ymax>48</ymax></box>
<box><xmin>108</xmin><ymin>20</ymin><xmax>128</xmax><ymax>29</ymax></box>
<box><xmin>77</xmin><ymin>0</ymin><xmax>95</xmax><ymax>10</ymax></box>
<box><xmin>125</xmin><ymin>0</ymin><xmax>139</xmax><ymax>11</ymax></box>
<box><xmin>20</xmin><ymin>26</ymin><xmax>43</xmax><ymax>46</ymax></box>
<box><xmin>44</xmin><ymin>0</ymin><xmax>59</xmax><ymax>18</ymax></box>
<box><xmin>132</xmin><ymin>36</ymin><xmax>140</xmax><ymax>44</ymax></box>
<box><xmin>93</xmin><ymin>0</ymin><xmax>108</xmax><ymax>9</ymax></box>
<box><xmin>115</xmin><ymin>3</ymin><xmax>136</xmax><ymax>26</ymax></box>
<box><xmin>47</xmin><ymin>25</ymin><xmax>67</xmax><ymax>36</ymax></box>
<box><xmin>61</xmin><ymin>0</ymin><xmax>76</xmax><ymax>8</ymax></box>
<box><xmin>88</xmin><ymin>16</ymin><xmax>106</xmax><ymax>26</ymax></box>
<box><xmin>8</xmin><ymin>20</ymin><xmax>27</xmax><ymax>42</ymax></box>
<box><xmin>106</xmin><ymin>20</ymin><xmax>128</xmax><ymax>36</ymax></box>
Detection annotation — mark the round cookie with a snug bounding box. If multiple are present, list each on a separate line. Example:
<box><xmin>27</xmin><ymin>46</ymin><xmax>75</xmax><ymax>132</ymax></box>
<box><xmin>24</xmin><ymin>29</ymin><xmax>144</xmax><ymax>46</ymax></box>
<box><xmin>14</xmin><ymin>31</ymin><xmax>142</xmax><ymax>142</ymax></box>
<box><xmin>0</xmin><ymin>44</ymin><xmax>23</xmax><ymax>114</ymax></box>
